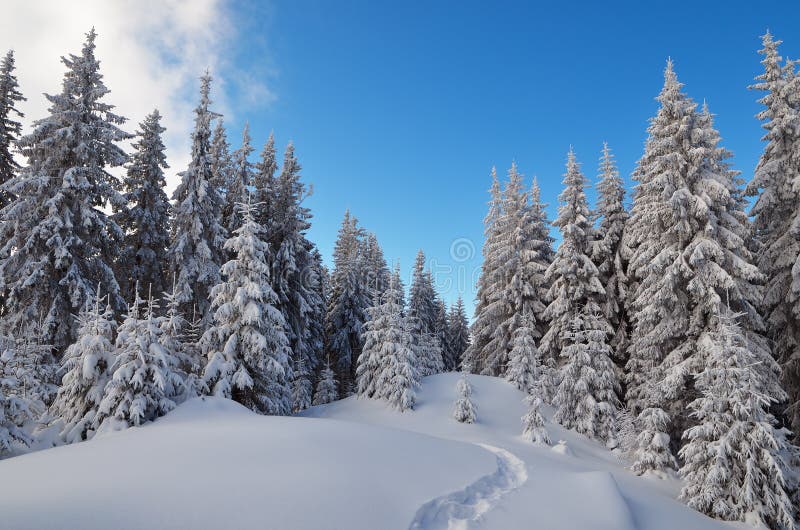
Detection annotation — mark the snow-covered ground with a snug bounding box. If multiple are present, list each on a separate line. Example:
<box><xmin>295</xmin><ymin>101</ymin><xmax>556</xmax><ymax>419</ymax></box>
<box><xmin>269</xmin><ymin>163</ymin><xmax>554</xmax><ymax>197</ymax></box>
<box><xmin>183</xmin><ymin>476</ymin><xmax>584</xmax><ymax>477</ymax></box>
<box><xmin>0</xmin><ymin>374</ymin><xmax>736</xmax><ymax>529</ymax></box>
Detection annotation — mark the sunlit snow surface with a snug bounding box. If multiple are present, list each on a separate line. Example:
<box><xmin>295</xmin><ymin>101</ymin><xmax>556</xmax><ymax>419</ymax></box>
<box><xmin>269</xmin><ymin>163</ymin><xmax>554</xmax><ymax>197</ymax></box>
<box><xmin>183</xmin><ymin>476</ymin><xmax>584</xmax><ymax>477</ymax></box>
<box><xmin>0</xmin><ymin>374</ymin><xmax>736</xmax><ymax>529</ymax></box>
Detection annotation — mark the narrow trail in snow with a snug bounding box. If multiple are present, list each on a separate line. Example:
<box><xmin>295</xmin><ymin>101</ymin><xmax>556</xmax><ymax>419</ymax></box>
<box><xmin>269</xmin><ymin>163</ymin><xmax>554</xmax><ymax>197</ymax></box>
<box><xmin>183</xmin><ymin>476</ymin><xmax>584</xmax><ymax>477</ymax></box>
<box><xmin>408</xmin><ymin>443</ymin><xmax>528</xmax><ymax>530</ymax></box>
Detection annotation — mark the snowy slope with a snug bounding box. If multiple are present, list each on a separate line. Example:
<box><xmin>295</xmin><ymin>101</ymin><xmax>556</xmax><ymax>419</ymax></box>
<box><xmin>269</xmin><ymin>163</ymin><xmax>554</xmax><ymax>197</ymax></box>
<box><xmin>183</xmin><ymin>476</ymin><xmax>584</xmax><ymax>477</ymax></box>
<box><xmin>0</xmin><ymin>374</ymin><xmax>736</xmax><ymax>529</ymax></box>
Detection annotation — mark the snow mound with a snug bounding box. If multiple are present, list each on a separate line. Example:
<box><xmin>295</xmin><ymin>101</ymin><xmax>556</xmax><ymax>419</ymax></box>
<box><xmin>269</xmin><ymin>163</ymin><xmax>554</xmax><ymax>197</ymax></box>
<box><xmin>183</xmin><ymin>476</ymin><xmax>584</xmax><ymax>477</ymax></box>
<box><xmin>1</xmin><ymin>373</ymin><xmax>731</xmax><ymax>529</ymax></box>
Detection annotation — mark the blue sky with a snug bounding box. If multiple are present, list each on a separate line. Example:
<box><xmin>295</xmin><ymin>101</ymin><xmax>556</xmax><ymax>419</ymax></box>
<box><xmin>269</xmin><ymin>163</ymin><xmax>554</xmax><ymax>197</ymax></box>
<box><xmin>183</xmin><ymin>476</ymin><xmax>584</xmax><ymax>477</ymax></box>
<box><xmin>135</xmin><ymin>1</ymin><xmax>800</xmax><ymax>315</ymax></box>
<box><xmin>5</xmin><ymin>2</ymin><xmax>798</xmax><ymax>316</ymax></box>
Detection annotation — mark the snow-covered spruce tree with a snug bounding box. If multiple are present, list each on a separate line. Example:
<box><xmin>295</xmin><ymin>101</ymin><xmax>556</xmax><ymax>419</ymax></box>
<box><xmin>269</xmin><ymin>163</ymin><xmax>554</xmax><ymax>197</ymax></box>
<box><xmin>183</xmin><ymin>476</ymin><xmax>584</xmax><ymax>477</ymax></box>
<box><xmin>434</xmin><ymin>299</ymin><xmax>451</xmax><ymax>369</ymax></box>
<box><xmin>95</xmin><ymin>293</ymin><xmax>182</xmax><ymax>432</ymax></box>
<box><xmin>590</xmin><ymin>143</ymin><xmax>629</xmax><ymax>371</ymax></box>
<box><xmin>506</xmin><ymin>313</ymin><xmax>540</xmax><ymax>394</ymax></box>
<box><xmin>526</xmin><ymin>178</ymin><xmax>556</xmax><ymax>341</ymax></box>
<box><xmin>168</xmin><ymin>72</ymin><xmax>226</xmax><ymax>328</ymax></box>
<box><xmin>553</xmin><ymin>307</ymin><xmax>620</xmax><ymax>445</ymax></box>
<box><xmin>0</xmin><ymin>30</ymin><xmax>129</xmax><ymax>352</ymax></box>
<box><xmin>160</xmin><ymin>283</ymin><xmax>205</xmax><ymax>401</ymax></box>
<box><xmin>209</xmin><ymin>118</ymin><xmax>233</xmax><ymax>200</ymax></box>
<box><xmin>356</xmin><ymin>265</ymin><xmax>405</xmax><ymax>398</ymax></box>
<box><xmin>678</xmin><ymin>308</ymin><xmax>795</xmax><ymax>527</ymax></box>
<box><xmin>362</xmin><ymin>232</ymin><xmax>390</xmax><ymax>298</ymax></box>
<box><xmin>0</xmin><ymin>367</ymin><xmax>32</xmax><ymax>457</ymax></box>
<box><xmin>266</xmin><ymin>141</ymin><xmax>323</xmax><ymax>412</ymax></box>
<box><xmin>0</xmin><ymin>49</ymin><xmax>25</xmax><ymax>211</ymax></box>
<box><xmin>202</xmin><ymin>199</ymin><xmax>292</xmax><ymax>415</ymax></box>
<box><xmin>113</xmin><ymin>110</ymin><xmax>170</xmax><ymax>302</ymax></box>
<box><xmin>445</xmin><ymin>296</ymin><xmax>470</xmax><ymax>371</ymax></box>
<box><xmin>746</xmin><ymin>32</ymin><xmax>800</xmax><ymax>437</ymax></box>
<box><xmin>0</xmin><ymin>321</ymin><xmax>58</xmax><ymax>416</ymax></box>
<box><xmin>626</xmin><ymin>62</ymin><xmax>777</xmax><ymax>460</ymax></box>
<box><xmin>252</xmin><ymin>131</ymin><xmax>277</xmax><ymax>229</ymax></box>
<box><xmin>312</xmin><ymin>361</ymin><xmax>338</xmax><ymax>406</ymax></box>
<box><xmin>522</xmin><ymin>393</ymin><xmax>550</xmax><ymax>446</ymax></box>
<box><xmin>408</xmin><ymin>250</ymin><xmax>444</xmax><ymax>376</ymax></box>
<box><xmin>464</xmin><ymin>167</ymin><xmax>503</xmax><ymax>374</ymax></box>
<box><xmin>326</xmin><ymin>210</ymin><xmax>371</xmax><ymax>391</ymax></box>
<box><xmin>452</xmin><ymin>370</ymin><xmax>476</xmax><ymax>423</ymax></box>
<box><xmin>630</xmin><ymin>407</ymin><xmax>677</xmax><ymax>477</ymax></box>
<box><xmin>541</xmin><ymin>149</ymin><xmax>609</xmax><ymax>399</ymax></box>
<box><xmin>48</xmin><ymin>292</ymin><xmax>116</xmax><ymax>443</ymax></box>
<box><xmin>222</xmin><ymin>123</ymin><xmax>253</xmax><ymax>234</ymax></box>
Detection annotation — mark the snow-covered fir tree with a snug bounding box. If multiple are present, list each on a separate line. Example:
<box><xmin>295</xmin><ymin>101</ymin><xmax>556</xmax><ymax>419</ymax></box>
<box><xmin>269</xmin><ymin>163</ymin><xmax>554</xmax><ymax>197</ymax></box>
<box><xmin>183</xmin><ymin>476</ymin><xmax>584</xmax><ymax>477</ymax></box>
<box><xmin>0</xmin><ymin>367</ymin><xmax>32</xmax><ymax>457</ymax></box>
<box><xmin>590</xmin><ymin>143</ymin><xmax>629</xmax><ymax>370</ymax></box>
<box><xmin>362</xmin><ymin>232</ymin><xmax>390</xmax><ymax>298</ymax></box>
<box><xmin>506</xmin><ymin>313</ymin><xmax>540</xmax><ymax>394</ymax></box>
<box><xmin>678</xmin><ymin>308</ymin><xmax>795</xmax><ymax>528</ymax></box>
<box><xmin>362</xmin><ymin>269</ymin><xmax>418</xmax><ymax>411</ymax></box>
<box><xmin>541</xmin><ymin>149</ymin><xmax>609</xmax><ymax>400</ymax></box>
<box><xmin>433</xmin><ymin>299</ymin><xmax>450</xmax><ymax>366</ymax></box>
<box><xmin>168</xmin><ymin>72</ymin><xmax>226</xmax><ymax>327</ymax></box>
<box><xmin>266</xmin><ymin>141</ymin><xmax>324</xmax><ymax>412</ymax></box>
<box><xmin>408</xmin><ymin>250</ymin><xmax>443</xmax><ymax>377</ymax></box>
<box><xmin>0</xmin><ymin>49</ymin><xmax>25</xmax><ymax>211</ymax></box>
<box><xmin>521</xmin><ymin>392</ymin><xmax>550</xmax><ymax>446</ymax></box>
<box><xmin>464</xmin><ymin>167</ymin><xmax>504</xmax><ymax>374</ymax></box>
<box><xmin>222</xmin><ymin>123</ymin><xmax>253</xmax><ymax>234</ymax></box>
<box><xmin>553</xmin><ymin>307</ymin><xmax>620</xmax><ymax>446</ymax></box>
<box><xmin>252</xmin><ymin>131</ymin><xmax>277</xmax><ymax>229</ymax></box>
<box><xmin>0</xmin><ymin>321</ymin><xmax>58</xmax><ymax>416</ymax></box>
<box><xmin>113</xmin><ymin>109</ymin><xmax>170</xmax><ymax>301</ymax></box>
<box><xmin>95</xmin><ymin>292</ymin><xmax>182</xmax><ymax>432</ymax></box>
<box><xmin>452</xmin><ymin>370</ymin><xmax>476</xmax><ymax>423</ymax></box>
<box><xmin>160</xmin><ymin>283</ymin><xmax>205</xmax><ymax>401</ymax></box>
<box><xmin>202</xmin><ymin>199</ymin><xmax>292</xmax><ymax>415</ymax></box>
<box><xmin>445</xmin><ymin>296</ymin><xmax>470</xmax><ymax>371</ymax></box>
<box><xmin>525</xmin><ymin>178</ymin><xmax>556</xmax><ymax>341</ymax></box>
<box><xmin>209</xmin><ymin>118</ymin><xmax>233</xmax><ymax>200</ymax></box>
<box><xmin>630</xmin><ymin>407</ymin><xmax>677</xmax><ymax>477</ymax></box>
<box><xmin>326</xmin><ymin>210</ymin><xmax>371</xmax><ymax>391</ymax></box>
<box><xmin>356</xmin><ymin>264</ymin><xmax>405</xmax><ymax>398</ymax></box>
<box><xmin>0</xmin><ymin>30</ymin><xmax>130</xmax><ymax>351</ymax></box>
<box><xmin>625</xmin><ymin>62</ymin><xmax>778</xmax><ymax>466</ymax></box>
<box><xmin>746</xmin><ymin>32</ymin><xmax>800</xmax><ymax>438</ymax></box>
<box><xmin>48</xmin><ymin>292</ymin><xmax>116</xmax><ymax>443</ymax></box>
<box><xmin>312</xmin><ymin>361</ymin><xmax>338</xmax><ymax>406</ymax></box>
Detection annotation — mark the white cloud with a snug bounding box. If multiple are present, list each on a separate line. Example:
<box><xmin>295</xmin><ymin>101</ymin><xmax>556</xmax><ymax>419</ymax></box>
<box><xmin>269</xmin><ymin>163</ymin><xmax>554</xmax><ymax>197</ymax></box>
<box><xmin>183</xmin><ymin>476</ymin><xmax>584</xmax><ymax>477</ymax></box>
<box><xmin>0</xmin><ymin>0</ymin><xmax>274</xmax><ymax>191</ymax></box>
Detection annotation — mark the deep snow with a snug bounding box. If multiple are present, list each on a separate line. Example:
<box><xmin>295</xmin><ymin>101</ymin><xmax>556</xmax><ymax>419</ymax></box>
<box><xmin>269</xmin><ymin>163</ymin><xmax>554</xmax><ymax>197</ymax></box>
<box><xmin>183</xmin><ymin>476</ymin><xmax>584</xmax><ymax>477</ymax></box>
<box><xmin>0</xmin><ymin>373</ymin><xmax>737</xmax><ymax>529</ymax></box>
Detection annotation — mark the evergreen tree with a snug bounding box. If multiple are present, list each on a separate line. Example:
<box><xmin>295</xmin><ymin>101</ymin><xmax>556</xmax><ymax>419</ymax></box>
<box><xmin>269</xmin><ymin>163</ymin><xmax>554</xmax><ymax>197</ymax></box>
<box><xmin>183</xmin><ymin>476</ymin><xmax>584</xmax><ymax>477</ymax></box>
<box><xmin>746</xmin><ymin>32</ymin><xmax>800</xmax><ymax>436</ymax></box>
<box><xmin>553</xmin><ymin>307</ymin><xmax>620</xmax><ymax>445</ymax></box>
<box><xmin>445</xmin><ymin>296</ymin><xmax>470</xmax><ymax>371</ymax></box>
<box><xmin>312</xmin><ymin>361</ymin><xmax>338</xmax><ymax>406</ymax></box>
<box><xmin>326</xmin><ymin>211</ymin><xmax>370</xmax><ymax>390</ymax></box>
<box><xmin>464</xmin><ymin>168</ymin><xmax>503</xmax><ymax>374</ymax></box>
<box><xmin>252</xmin><ymin>132</ymin><xmax>277</xmax><ymax>229</ymax></box>
<box><xmin>521</xmin><ymin>393</ymin><xmax>550</xmax><ymax>446</ymax></box>
<box><xmin>48</xmin><ymin>292</ymin><xmax>116</xmax><ymax>443</ymax></box>
<box><xmin>0</xmin><ymin>366</ymin><xmax>32</xmax><ymax>457</ymax></box>
<box><xmin>0</xmin><ymin>49</ymin><xmax>25</xmax><ymax>211</ymax></box>
<box><xmin>95</xmin><ymin>292</ymin><xmax>182</xmax><ymax>432</ymax></box>
<box><xmin>408</xmin><ymin>250</ymin><xmax>443</xmax><ymax>376</ymax></box>
<box><xmin>630</xmin><ymin>407</ymin><xmax>677</xmax><ymax>477</ymax></box>
<box><xmin>362</xmin><ymin>232</ymin><xmax>390</xmax><ymax>298</ymax></box>
<box><xmin>160</xmin><ymin>284</ymin><xmax>205</xmax><ymax>401</ymax></box>
<box><xmin>625</xmin><ymin>62</ymin><xmax>777</xmax><ymax>464</ymax></box>
<box><xmin>526</xmin><ymin>178</ymin><xmax>556</xmax><ymax>341</ymax></box>
<box><xmin>113</xmin><ymin>110</ymin><xmax>170</xmax><ymax>301</ymax></box>
<box><xmin>168</xmin><ymin>72</ymin><xmax>226</xmax><ymax>327</ymax></box>
<box><xmin>678</xmin><ymin>308</ymin><xmax>795</xmax><ymax>528</ymax></box>
<box><xmin>452</xmin><ymin>371</ymin><xmax>476</xmax><ymax>424</ymax></box>
<box><xmin>590</xmin><ymin>143</ymin><xmax>629</xmax><ymax>370</ymax></box>
<box><xmin>201</xmin><ymin>199</ymin><xmax>291</xmax><ymax>415</ymax></box>
<box><xmin>0</xmin><ymin>30</ymin><xmax>130</xmax><ymax>351</ymax></box>
<box><xmin>209</xmin><ymin>119</ymin><xmax>233</xmax><ymax>199</ymax></box>
<box><xmin>0</xmin><ymin>321</ymin><xmax>57</xmax><ymax>416</ymax></box>
<box><xmin>506</xmin><ymin>313</ymin><xmax>540</xmax><ymax>394</ymax></box>
<box><xmin>357</xmin><ymin>265</ymin><xmax>405</xmax><ymax>398</ymax></box>
<box><xmin>541</xmin><ymin>149</ymin><xmax>608</xmax><ymax>401</ymax></box>
<box><xmin>222</xmin><ymin>123</ymin><xmax>253</xmax><ymax>233</ymax></box>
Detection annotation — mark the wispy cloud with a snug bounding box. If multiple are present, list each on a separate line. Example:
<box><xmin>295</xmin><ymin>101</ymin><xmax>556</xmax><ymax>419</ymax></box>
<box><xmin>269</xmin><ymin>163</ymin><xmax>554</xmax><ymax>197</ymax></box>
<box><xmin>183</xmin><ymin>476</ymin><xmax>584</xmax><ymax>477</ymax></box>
<box><xmin>1</xmin><ymin>0</ymin><xmax>275</xmax><ymax>190</ymax></box>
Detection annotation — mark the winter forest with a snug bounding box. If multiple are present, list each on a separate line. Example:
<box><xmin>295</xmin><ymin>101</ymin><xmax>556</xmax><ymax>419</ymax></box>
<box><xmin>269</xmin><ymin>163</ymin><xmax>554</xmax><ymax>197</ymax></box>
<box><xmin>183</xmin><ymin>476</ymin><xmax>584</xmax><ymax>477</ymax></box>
<box><xmin>1</xmin><ymin>25</ymin><xmax>800</xmax><ymax>530</ymax></box>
